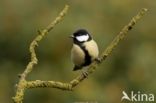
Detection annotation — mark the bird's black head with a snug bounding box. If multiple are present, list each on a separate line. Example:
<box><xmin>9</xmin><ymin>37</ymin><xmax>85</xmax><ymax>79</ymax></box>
<box><xmin>70</xmin><ymin>29</ymin><xmax>92</xmax><ymax>44</ymax></box>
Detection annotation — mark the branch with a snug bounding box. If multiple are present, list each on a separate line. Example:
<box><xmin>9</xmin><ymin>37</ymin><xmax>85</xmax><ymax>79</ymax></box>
<box><xmin>23</xmin><ymin>8</ymin><xmax>148</xmax><ymax>90</ymax></box>
<box><xmin>12</xmin><ymin>6</ymin><xmax>148</xmax><ymax>103</ymax></box>
<box><xmin>70</xmin><ymin>8</ymin><xmax>148</xmax><ymax>87</ymax></box>
<box><xmin>12</xmin><ymin>5</ymin><xmax>69</xmax><ymax>103</ymax></box>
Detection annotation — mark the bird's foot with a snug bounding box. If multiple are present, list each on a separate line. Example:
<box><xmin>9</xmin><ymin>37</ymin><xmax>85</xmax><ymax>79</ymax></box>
<box><xmin>81</xmin><ymin>71</ymin><xmax>88</xmax><ymax>78</ymax></box>
<box><xmin>95</xmin><ymin>57</ymin><xmax>102</xmax><ymax>63</ymax></box>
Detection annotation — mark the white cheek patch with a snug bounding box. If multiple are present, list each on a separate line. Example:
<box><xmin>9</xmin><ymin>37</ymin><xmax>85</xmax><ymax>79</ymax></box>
<box><xmin>76</xmin><ymin>34</ymin><xmax>89</xmax><ymax>42</ymax></box>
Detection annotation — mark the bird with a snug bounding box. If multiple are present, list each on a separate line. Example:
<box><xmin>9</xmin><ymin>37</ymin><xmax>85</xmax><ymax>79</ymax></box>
<box><xmin>70</xmin><ymin>29</ymin><xmax>99</xmax><ymax>73</ymax></box>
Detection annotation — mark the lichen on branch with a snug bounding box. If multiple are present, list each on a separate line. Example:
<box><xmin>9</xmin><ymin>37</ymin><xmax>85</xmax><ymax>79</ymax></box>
<box><xmin>12</xmin><ymin>5</ymin><xmax>148</xmax><ymax>103</ymax></box>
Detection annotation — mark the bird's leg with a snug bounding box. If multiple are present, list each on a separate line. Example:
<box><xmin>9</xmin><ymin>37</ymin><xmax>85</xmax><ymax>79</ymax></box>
<box><xmin>81</xmin><ymin>68</ymin><xmax>88</xmax><ymax>78</ymax></box>
<box><xmin>82</xmin><ymin>71</ymin><xmax>88</xmax><ymax>78</ymax></box>
<box><xmin>95</xmin><ymin>57</ymin><xmax>102</xmax><ymax>63</ymax></box>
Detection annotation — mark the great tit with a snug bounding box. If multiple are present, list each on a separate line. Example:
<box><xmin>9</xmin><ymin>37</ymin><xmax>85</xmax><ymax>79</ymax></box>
<box><xmin>70</xmin><ymin>29</ymin><xmax>99</xmax><ymax>71</ymax></box>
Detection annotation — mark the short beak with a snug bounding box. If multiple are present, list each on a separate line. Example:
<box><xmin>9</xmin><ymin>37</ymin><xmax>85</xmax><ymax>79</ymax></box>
<box><xmin>69</xmin><ymin>35</ymin><xmax>74</xmax><ymax>38</ymax></box>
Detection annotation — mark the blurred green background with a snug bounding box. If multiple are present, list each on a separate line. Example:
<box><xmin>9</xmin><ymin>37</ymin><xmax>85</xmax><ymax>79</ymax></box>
<box><xmin>0</xmin><ymin>0</ymin><xmax>156</xmax><ymax>103</ymax></box>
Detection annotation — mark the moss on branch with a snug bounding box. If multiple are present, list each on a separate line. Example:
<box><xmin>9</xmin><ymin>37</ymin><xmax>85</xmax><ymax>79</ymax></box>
<box><xmin>12</xmin><ymin>6</ymin><xmax>148</xmax><ymax>103</ymax></box>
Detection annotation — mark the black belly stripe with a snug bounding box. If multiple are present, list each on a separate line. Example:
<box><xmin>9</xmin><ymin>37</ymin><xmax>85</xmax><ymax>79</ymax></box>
<box><xmin>79</xmin><ymin>44</ymin><xmax>92</xmax><ymax>66</ymax></box>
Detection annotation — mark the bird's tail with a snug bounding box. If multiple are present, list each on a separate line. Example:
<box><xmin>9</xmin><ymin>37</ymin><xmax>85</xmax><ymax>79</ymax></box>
<box><xmin>73</xmin><ymin>65</ymin><xmax>82</xmax><ymax>71</ymax></box>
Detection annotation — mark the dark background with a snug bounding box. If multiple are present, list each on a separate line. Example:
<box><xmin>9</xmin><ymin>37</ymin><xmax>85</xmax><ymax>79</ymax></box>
<box><xmin>0</xmin><ymin>0</ymin><xmax>155</xmax><ymax>103</ymax></box>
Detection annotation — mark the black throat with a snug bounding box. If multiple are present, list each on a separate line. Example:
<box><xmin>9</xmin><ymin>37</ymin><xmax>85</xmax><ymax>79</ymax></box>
<box><xmin>75</xmin><ymin>42</ymin><xmax>92</xmax><ymax>67</ymax></box>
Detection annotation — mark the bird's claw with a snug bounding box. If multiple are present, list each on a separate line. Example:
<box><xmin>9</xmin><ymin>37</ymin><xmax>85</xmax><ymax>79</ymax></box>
<box><xmin>82</xmin><ymin>71</ymin><xmax>88</xmax><ymax>78</ymax></box>
<box><xmin>95</xmin><ymin>57</ymin><xmax>102</xmax><ymax>63</ymax></box>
